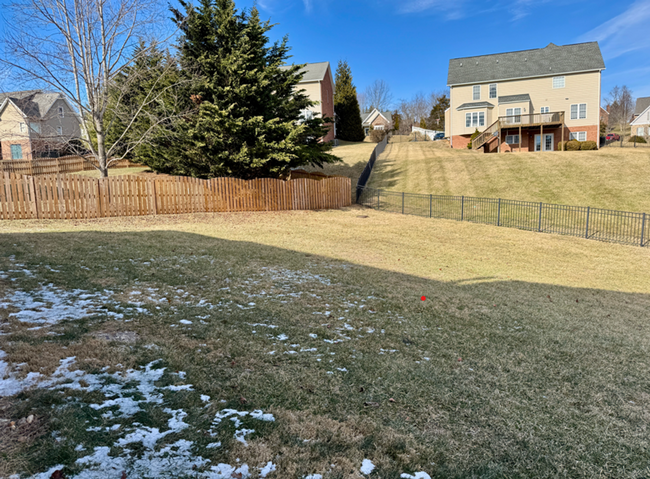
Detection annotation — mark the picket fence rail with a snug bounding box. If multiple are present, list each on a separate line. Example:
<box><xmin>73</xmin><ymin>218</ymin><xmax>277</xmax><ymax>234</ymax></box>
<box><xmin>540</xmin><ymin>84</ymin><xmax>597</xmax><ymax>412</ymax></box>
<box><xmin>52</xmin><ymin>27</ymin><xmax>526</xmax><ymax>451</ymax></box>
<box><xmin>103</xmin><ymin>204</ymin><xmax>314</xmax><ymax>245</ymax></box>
<box><xmin>0</xmin><ymin>173</ymin><xmax>351</xmax><ymax>220</ymax></box>
<box><xmin>0</xmin><ymin>156</ymin><xmax>138</xmax><ymax>176</ymax></box>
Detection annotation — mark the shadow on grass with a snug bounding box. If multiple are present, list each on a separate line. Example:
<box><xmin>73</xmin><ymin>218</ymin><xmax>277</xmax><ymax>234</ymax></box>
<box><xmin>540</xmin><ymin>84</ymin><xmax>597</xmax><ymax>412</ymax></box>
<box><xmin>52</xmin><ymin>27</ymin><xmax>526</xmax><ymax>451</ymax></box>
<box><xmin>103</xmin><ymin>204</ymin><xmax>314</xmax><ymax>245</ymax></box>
<box><xmin>1</xmin><ymin>229</ymin><xmax>649</xmax><ymax>478</ymax></box>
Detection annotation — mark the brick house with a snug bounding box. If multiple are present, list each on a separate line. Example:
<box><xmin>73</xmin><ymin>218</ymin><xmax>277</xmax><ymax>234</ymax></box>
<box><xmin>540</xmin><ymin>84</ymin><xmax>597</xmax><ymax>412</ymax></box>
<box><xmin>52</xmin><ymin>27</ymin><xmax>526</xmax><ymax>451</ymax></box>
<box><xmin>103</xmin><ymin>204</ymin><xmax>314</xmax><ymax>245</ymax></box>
<box><xmin>444</xmin><ymin>42</ymin><xmax>605</xmax><ymax>152</ymax></box>
<box><xmin>361</xmin><ymin>109</ymin><xmax>392</xmax><ymax>136</ymax></box>
<box><xmin>284</xmin><ymin>62</ymin><xmax>335</xmax><ymax>143</ymax></box>
<box><xmin>0</xmin><ymin>90</ymin><xmax>82</xmax><ymax>160</ymax></box>
<box><xmin>630</xmin><ymin>97</ymin><xmax>650</xmax><ymax>138</ymax></box>
<box><xmin>600</xmin><ymin>106</ymin><xmax>609</xmax><ymax>127</ymax></box>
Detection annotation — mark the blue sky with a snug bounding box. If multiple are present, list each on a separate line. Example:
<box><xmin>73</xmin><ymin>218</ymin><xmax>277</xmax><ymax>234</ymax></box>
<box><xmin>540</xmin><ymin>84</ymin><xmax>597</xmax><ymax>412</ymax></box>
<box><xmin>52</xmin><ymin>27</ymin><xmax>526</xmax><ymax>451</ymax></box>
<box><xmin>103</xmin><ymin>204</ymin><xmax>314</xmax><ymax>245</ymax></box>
<box><xmin>1</xmin><ymin>0</ymin><xmax>648</xmax><ymax>107</ymax></box>
<box><xmin>237</xmin><ymin>0</ymin><xmax>650</xmax><ymax>106</ymax></box>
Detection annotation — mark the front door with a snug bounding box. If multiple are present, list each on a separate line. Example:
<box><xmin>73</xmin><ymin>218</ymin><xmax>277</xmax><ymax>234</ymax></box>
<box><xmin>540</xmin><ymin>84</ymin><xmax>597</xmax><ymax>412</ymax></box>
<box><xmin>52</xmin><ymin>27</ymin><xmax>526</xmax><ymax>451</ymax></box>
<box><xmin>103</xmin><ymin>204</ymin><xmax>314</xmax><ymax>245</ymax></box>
<box><xmin>534</xmin><ymin>133</ymin><xmax>554</xmax><ymax>152</ymax></box>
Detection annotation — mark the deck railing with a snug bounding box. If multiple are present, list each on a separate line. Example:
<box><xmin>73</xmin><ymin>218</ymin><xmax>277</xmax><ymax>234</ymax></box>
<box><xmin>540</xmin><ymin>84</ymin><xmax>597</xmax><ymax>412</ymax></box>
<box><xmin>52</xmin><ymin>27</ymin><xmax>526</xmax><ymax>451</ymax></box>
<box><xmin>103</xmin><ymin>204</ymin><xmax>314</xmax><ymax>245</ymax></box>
<box><xmin>473</xmin><ymin>111</ymin><xmax>565</xmax><ymax>150</ymax></box>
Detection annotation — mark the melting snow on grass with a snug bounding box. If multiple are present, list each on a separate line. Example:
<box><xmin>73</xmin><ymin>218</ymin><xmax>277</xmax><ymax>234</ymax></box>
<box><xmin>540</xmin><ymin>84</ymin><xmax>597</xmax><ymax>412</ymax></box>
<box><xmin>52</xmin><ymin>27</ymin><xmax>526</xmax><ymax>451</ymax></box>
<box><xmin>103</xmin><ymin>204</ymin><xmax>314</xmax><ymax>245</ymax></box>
<box><xmin>360</xmin><ymin>459</ymin><xmax>375</xmax><ymax>475</ymax></box>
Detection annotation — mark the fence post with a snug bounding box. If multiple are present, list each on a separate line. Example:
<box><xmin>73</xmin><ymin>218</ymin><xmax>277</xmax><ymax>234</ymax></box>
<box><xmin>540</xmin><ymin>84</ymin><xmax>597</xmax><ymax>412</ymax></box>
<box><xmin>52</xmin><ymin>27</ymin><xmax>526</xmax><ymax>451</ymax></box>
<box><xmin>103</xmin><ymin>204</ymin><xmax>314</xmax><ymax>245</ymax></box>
<box><xmin>641</xmin><ymin>212</ymin><xmax>646</xmax><ymax>247</ymax></box>
<box><xmin>585</xmin><ymin>206</ymin><xmax>590</xmax><ymax>239</ymax></box>
<box><xmin>402</xmin><ymin>192</ymin><xmax>405</xmax><ymax>214</ymax></box>
<box><xmin>461</xmin><ymin>196</ymin><xmax>464</xmax><ymax>221</ymax></box>
<box><xmin>429</xmin><ymin>194</ymin><xmax>432</xmax><ymax>218</ymax></box>
<box><xmin>538</xmin><ymin>202</ymin><xmax>543</xmax><ymax>232</ymax></box>
<box><xmin>497</xmin><ymin>198</ymin><xmax>501</xmax><ymax>226</ymax></box>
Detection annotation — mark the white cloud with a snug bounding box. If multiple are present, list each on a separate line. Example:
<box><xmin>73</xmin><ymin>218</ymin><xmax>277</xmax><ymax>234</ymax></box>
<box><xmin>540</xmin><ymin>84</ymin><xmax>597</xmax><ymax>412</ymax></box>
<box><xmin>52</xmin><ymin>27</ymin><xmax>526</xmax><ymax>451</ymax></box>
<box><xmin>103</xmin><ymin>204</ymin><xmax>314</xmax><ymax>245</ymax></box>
<box><xmin>303</xmin><ymin>0</ymin><xmax>313</xmax><ymax>12</ymax></box>
<box><xmin>579</xmin><ymin>0</ymin><xmax>650</xmax><ymax>59</ymax></box>
<box><xmin>399</xmin><ymin>0</ymin><xmax>467</xmax><ymax>19</ymax></box>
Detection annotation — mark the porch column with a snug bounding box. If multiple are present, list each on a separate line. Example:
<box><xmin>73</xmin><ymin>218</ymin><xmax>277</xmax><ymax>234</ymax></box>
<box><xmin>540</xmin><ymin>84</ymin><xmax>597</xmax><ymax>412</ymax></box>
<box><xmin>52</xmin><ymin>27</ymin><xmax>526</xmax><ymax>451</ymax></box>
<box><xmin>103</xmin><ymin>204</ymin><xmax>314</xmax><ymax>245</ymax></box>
<box><xmin>561</xmin><ymin>120</ymin><xmax>565</xmax><ymax>151</ymax></box>
<box><xmin>519</xmin><ymin>125</ymin><xmax>522</xmax><ymax>153</ymax></box>
<box><xmin>541</xmin><ymin>123</ymin><xmax>544</xmax><ymax>152</ymax></box>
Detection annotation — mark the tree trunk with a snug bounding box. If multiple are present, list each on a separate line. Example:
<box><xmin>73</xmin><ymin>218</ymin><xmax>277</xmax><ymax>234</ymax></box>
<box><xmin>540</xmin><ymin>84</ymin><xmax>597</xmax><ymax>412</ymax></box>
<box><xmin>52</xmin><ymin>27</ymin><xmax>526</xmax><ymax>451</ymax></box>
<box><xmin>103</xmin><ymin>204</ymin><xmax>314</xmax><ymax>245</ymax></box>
<box><xmin>96</xmin><ymin>127</ymin><xmax>109</xmax><ymax>178</ymax></box>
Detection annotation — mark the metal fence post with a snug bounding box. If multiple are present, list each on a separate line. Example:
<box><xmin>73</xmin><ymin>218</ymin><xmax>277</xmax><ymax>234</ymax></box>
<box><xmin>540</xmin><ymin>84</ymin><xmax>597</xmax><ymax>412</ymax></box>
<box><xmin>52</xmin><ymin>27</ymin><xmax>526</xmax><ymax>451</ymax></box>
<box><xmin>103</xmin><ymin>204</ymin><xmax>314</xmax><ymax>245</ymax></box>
<box><xmin>538</xmin><ymin>202</ymin><xmax>543</xmax><ymax>232</ymax></box>
<box><xmin>402</xmin><ymin>192</ymin><xmax>405</xmax><ymax>214</ymax></box>
<box><xmin>461</xmin><ymin>196</ymin><xmax>464</xmax><ymax>221</ymax></box>
<box><xmin>585</xmin><ymin>206</ymin><xmax>590</xmax><ymax>239</ymax></box>
<box><xmin>641</xmin><ymin>212</ymin><xmax>646</xmax><ymax>247</ymax></box>
<box><xmin>429</xmin><ymin>194</ymin><xmax>432</xmax><ymax>218</ymax></box>
<box><xmin>497</xmin><ymin>198</ymin><xmax>501</xmax><ymax>226</ymax></box>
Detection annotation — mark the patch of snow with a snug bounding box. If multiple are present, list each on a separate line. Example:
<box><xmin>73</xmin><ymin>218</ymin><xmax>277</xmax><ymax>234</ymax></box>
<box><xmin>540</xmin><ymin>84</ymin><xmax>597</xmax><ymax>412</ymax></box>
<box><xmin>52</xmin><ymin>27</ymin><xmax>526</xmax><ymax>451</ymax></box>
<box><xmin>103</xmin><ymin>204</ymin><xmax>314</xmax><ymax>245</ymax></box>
<box><xmin>360</xmin><ymin>459</ymin><xmax>375</xmax><ymax>475</ymax></box>
<box><xmin>234</xmin><ymin>428</ymin><xmax>255</xmax><ymax>445</ymax></box>
<box><xmin>179</xmin><ymin>320</ymin><xmax>192</xmax><ymax>325</ymax></box>
<box><xmin>260</xmin><ymin>462</ymin><xmax>276</xmax><ymax>477</ymax></box>
<box><xmin>401</xmin><ymin>473</ymin><xmax>431</xmax><ymax>479</ymax></box>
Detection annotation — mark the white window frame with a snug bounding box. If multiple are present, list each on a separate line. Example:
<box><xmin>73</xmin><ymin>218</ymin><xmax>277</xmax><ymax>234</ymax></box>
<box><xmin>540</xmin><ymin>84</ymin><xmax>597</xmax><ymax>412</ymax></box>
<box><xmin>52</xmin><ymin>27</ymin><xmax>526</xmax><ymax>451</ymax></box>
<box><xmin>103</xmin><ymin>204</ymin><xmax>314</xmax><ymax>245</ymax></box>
<box><xmin>540</xmin><ymin>106</ymin><xmax>550</xmax><ymax>113</ymax></box>
<box><xmin>57</xmin><ymin>126</ymin><xmax>63</xmax><ymax>135</ymax></box>
<box><xmin>552</xmin><ymin>76</ymin><xmax>565</xmax><ymax>89</ymax></box>
<box><xmin>472</xmin><ymin>85</ymin><xmax>480</xmax><ymax>101</ymax></box>
<box><xmin>505</xmin><ymin>134</ymin><xmax>520</xmax><ymax>144</ymax></box>
<box><xmin>374</xmin><ymin>125</ymin><xmax>384</xmax><ymax>130</ymax></box>
<box><xmin>570</xmin><ymin>103</ymin><xmax>587</xmax><ymax>120</ymax></box>
<box><xmin>58</xmin><ymin>106</ymin><xmax>64</xmax><ymax>118</ymax></box>
<box><xmin>19</xmin><ymin>122</ymin><xmax>25</xmax><ymax>133</ymax></box>
<box><xmin>505</xmin><ymin>107</ymin><xmax>521</xmax><ymax>124</ymax></box>
<box><xmin>489</xmin><ymin>84</ymin><xmax>497</xmax><ymax>99</ymax></box>
<box><xmin>569</xmin><ymin>131</ymin><xmax>587</xmax><ymax>141</ymax></box>
<box><xmin>465</xmin><ymin>111</ymin><xmax>485</xmax><ymax>128</ymax></box>
<box><xmin>637</xmin><ymin>127</ymin><xmax>644</xmax><ymax>136</ymax></box>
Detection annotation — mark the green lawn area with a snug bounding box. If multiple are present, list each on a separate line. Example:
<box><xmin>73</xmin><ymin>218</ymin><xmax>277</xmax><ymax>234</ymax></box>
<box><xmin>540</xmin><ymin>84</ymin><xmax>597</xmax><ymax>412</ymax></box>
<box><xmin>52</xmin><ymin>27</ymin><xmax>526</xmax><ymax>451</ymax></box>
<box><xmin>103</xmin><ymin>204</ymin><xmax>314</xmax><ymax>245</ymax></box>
<box><xmin>71</xmin><ymin>166</ymin><xmax>150</xmax><ymax>177</ymax></box>
<box><xmin>368</xmin><ymin>141</ymin><xmax>650</xmax><ymax>212</ymax></box>
<box><xmin>1</xmin><ymin>209</ymin><xmax>650</xmax><ymax>477</ymax></box>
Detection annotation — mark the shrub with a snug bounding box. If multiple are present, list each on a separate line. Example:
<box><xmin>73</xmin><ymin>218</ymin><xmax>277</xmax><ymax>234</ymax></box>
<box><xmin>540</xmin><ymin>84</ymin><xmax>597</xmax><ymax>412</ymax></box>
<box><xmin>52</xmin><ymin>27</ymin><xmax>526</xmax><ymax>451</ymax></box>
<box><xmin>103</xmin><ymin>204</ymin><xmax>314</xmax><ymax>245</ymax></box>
<box><xmin>630</xmin><ymin>135</ymin><xmax>647</xmax><ymax>144</ymax></box>
<box><xmin>566</xmin><ymin>140</ymin><xmax>581</xmax><ymax>151</ymax></box>
<box><xmin>368</xmin><ymin>129</ymin><xmax>387</xmax><ymax>143</ymax></box>
<box><xmin>580</xmin><ymin>141</ymin><xmax>598</xmax><ymax>150</ymax></box>
<box><xmin>557</xmin><ymin>141</ymin><xmax>566</xmax><ymax>151</ymax></box>
<box><xmin>467</xmin><ymin>129</ymin><xmax>480</xmax><ymax>149</ymax></box>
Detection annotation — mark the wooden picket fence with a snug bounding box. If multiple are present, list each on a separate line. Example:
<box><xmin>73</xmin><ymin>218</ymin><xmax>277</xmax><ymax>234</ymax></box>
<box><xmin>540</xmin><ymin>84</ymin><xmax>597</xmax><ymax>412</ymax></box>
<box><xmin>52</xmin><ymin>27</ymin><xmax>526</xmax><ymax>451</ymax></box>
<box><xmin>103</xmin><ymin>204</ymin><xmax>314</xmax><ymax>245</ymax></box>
<box><xmin>0</xmin><ymin>173</ymin><xmax>351</xmax><ymax>220</ymax></box>
<box><xmin>0</xmin><ymin>156</ymin><xmax>139</xmax><ymax>176</ymax></box>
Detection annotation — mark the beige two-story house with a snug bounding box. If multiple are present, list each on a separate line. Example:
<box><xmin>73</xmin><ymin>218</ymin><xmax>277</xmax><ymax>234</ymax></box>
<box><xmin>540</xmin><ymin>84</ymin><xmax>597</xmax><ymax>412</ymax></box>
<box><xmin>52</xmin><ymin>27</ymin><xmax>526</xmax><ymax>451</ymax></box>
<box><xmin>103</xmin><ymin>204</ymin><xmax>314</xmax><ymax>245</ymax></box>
<box><xmin>0</xmin><ymin>90</ymin><xmax>81</xmax><ymax>160</ymax></box>
<box><xmin>282</xmin><ymin>62</ymin><xmax>336</xmax><ymax>143</ymax></box>
<box><xmin>444</xmin><ymin>42</ymin><xmax>605</xmax><ymax>152</ymax></box>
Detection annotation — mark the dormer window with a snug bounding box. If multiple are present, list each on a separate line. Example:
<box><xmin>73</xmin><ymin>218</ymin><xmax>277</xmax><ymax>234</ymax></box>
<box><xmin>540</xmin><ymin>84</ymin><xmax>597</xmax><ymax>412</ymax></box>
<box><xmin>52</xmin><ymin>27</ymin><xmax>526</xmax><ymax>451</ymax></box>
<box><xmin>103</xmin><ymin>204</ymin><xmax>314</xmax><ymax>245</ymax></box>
<box><xmin>552</xmin><ymin>76</ymin><xmax>565</xmax><ymax>89</ymax></box>
<box><xmin>472</xmin><ymin>85</ymin><xmax>480</xmax><ymax>101</ymax></box>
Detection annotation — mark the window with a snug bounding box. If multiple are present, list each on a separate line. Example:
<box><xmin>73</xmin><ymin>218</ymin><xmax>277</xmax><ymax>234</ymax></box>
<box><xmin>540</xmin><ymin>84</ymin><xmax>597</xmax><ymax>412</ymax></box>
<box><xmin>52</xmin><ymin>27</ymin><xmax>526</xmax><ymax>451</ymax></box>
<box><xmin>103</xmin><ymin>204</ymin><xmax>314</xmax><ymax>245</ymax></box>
<box><xmin>364</xmin><ymin>127</ymin><xmax>370</xmax><ymax>136</ymax></box>
<box><xmin>638</xmin><ymin>127</ymin><xmax>645</xmax><ymax>136</ymax></box>
<box><xmin>569</xmin><ymin>131</ymin><xmax>587</xmax><ymax>141</ymax></box>
<box><xmin>374</xmin><ymin>125</ymin><xmax>385</xmax><ymax>130</ymax></box>
<box><xmin>540</xmin><ymin>106</ymin><xmax>550</xmax><ymax>113</ymax></box>
<box><xmin>57</xmin><ymin>126</ymin><xmax>63</xmax><ymax>135</ymax></box>
<box><xmin>489</xmin><ymin>84</ymin><xmax>497</xmax><ymax>99</ymax></box>
<box><xmin>505</xmin><ymin>107</ymin><xmax>521</xmax><ymax>123</ymax></box>
<box><xmin>472</xmin><ymin>85</ymin><xmax>480</xmax><ymax>101</ymax></box>
<box><xmin>19</xmin><ymin>122</ymin><xmax>25</xmax><ymax>133</ymax></box>
<box><xmin>552</xmin><ymin>76</ymin><xmax>565</xmax><ymax>89</ymax></box>
<box><xmin>570</xmin><ymin>103</ymin><xmax>587</xmax><ymax>120</ymax></box>
<box><xmin>29</xmin><ymin>122</ymin><xmax>40</xmax><ymax>133</ymax></box>
<box><xmin>58</xmin><ymin>107</ymin><xmax>64</xmax><ymax>118</ymax></box>
<box><xmin>10</xmin><ymin>144</ymin><xmax>23</xmax><ymax>159</ymax></box>
<box><xmin>465</xmin><ymin>112</ymin><xmax>485</xmax><ymax>128</ymax></box>
<box><xmin>506</xmin><ymin>135</ymin><xmax>520</xmax><ymax>144</ymax></box>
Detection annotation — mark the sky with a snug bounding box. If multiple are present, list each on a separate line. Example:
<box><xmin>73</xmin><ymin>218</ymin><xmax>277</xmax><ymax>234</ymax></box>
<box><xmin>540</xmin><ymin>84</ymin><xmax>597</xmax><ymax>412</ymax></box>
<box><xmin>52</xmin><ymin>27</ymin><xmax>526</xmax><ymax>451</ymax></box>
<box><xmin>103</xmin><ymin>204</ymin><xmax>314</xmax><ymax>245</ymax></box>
<box><xmin>235</xmin><ymin>0</ymin><xmax>650</xmax><ymax>106</ymax></box>
<box><xmin>0</xmin><ymin>0</ymin><xmax>648</xmax><ymax>107</ymax></box>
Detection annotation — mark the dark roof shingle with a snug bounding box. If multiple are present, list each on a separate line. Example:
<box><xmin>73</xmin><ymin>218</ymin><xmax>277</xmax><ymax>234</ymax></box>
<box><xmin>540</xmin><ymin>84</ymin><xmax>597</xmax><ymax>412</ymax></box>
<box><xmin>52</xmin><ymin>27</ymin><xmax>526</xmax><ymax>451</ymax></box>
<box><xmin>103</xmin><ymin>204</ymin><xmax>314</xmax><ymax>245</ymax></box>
<box><xmin>447</xmin><ymin>42</ymin><xmax>605</xmax><ymax>86</ymax></box>
<box><xmin>498</xmin><ymin>94</ymin><xmax>531</xmax><ymax>104</ymax></box>
<box><xmin>635</xmin><ymin>97</ymin><xmax>650</xmax><ymax>115</ymax></box>
<box><xmin>456</xmin><ymin>101</ymin><xmax>495</xmax><ymax>111</ymax></box>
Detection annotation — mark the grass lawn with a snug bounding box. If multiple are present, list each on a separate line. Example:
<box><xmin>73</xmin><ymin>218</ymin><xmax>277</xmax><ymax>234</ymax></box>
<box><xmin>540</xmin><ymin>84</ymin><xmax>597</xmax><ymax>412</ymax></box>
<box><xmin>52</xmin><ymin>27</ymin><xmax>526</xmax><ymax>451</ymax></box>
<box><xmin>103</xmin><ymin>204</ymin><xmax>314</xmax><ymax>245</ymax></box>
<box><xmin>71</xmin><ymin>167</ymin><xmax>150</xmax><ymax>178</ymax></box>
<box><xmin>301</xmin><ymin>141</ymin><xmax>377</xmax><ymax>189</ymax></box>
<box><xmin>1</xmin><ymin>208</ymin><xmax>650</xmax><ymax>477</ymax></box>
<box><xmin>368</xmin><ymin>141</ymin><xmax>650</xmax><ymax>212</ymax></box>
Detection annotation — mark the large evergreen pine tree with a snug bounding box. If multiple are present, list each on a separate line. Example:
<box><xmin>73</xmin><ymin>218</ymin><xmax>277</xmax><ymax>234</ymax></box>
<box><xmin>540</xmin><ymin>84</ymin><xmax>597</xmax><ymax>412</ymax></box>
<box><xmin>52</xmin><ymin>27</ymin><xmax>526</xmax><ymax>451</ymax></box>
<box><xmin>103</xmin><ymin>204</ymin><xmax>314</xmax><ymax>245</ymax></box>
<box><xmin>146</xmin><ymin>0</ymin><xmax>338</xmax><ymax>179</ymax></box>
<box><xmin>334</xmin><ymin>60</ymin><xmax>365</xmax><ymax>142</ymax></box>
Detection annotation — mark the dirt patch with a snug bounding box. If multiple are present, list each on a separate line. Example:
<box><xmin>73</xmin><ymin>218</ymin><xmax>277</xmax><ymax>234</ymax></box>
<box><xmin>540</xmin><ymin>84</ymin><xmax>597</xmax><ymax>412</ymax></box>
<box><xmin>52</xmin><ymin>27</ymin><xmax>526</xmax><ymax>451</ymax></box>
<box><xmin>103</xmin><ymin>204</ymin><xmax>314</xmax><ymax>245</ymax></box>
<box><xmin>91</xmin><ymin>330</ymin><xmax>139</xmax><ymax>344</ymax></box>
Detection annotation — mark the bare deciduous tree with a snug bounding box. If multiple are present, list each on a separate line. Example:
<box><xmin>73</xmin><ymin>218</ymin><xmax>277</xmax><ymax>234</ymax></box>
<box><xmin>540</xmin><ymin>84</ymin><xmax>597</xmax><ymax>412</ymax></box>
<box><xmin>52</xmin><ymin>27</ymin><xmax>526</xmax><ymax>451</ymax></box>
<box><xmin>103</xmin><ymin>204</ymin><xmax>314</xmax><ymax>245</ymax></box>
<box><xmin>363</xmin><ymin>79</ymin><xmax>393</xmax><ymax>112</ymax></box>
<box><xmin>607</xmin><ymin>85</ymin><xmax>634</xmax><ymax>145</ymax></box>
<box><xmin>357</xmin><ymin>91</ymin><xmax>369</xmax><ymax>114</ymax></box>
<box><xmin>1</xmin><ymin>0</ymin><xmax>179</xmax><ymax>176</ymax></box>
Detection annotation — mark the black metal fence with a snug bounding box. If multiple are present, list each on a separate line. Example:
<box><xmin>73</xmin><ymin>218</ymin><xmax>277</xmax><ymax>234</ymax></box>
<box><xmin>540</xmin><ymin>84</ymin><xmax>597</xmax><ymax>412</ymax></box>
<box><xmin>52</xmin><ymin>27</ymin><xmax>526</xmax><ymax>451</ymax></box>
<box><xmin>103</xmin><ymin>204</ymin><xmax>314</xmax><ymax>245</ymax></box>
<box><xmin>357</xmin><ymin>186</ymin><xmax>649</xmax><ymax>247</ymax></box>
<box><xmin>355</xmin><ymin>134</ymin><xmax>388</xmax><ymax>202</ymax></box>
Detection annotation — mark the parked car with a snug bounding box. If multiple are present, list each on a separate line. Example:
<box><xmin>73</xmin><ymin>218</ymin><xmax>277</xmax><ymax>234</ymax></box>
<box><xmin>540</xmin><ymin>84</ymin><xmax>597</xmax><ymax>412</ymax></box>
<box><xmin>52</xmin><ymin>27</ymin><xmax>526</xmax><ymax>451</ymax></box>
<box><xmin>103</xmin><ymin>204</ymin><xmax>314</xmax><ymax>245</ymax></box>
<box><xmin>606</xmin><ymin>133</ymin><xmax>620</xmax><ymax>141</ymax></box>
<box><xmin>434</xmin><ymin>132</ymin><xmax>445</xmax><ymax>140</ymax></box>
